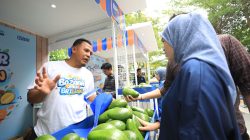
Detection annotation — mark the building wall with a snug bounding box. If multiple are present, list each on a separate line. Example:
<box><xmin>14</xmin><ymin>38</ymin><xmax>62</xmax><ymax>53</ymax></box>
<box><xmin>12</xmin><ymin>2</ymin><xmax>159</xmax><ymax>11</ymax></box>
<box><xmin>0</xmin><ymin>21</ymin><xmax>48</xmax><ymax>70</ymax></box>
<box><xmin>0</xmin><ymin>21</ymin><xmax>47</xmax><ymax>139</ymax></box>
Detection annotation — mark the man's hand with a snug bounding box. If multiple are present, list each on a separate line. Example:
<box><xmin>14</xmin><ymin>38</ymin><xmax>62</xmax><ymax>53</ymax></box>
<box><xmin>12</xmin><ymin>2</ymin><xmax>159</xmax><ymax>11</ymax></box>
<box><xmin>34</xmin><ymin>67</ymin><xmax>60</xmax><ymax>95</ymax></box>
<box><xmin>137</xmin><ymin>117</ymin><xmax>160</xmax><ymax>131</ymax></box>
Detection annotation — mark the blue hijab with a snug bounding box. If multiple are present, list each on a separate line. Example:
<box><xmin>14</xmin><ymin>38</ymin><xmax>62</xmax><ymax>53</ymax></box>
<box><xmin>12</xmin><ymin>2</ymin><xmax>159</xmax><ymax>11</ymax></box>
<box><xmin>155</xmin><ymin>67</ymin><xmax>167</xmax><ymax>82</ymax></box>
<box><xmin>161</xmin><ymin>12</ymin><xmax>236</xmax><ymax>103</ymax></box>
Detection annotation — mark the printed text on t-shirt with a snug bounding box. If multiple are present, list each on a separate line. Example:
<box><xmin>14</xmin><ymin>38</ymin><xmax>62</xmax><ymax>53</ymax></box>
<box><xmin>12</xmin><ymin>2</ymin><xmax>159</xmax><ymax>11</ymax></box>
<box><xmin>57</xmin><ymin>75</ymin><xmax>85</xmax><ymax>95</ymax></box>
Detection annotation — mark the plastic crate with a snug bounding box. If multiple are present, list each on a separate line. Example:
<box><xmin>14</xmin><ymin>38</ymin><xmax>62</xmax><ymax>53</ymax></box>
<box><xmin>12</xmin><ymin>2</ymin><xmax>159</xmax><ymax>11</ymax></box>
<box><xmin>52</xmin><ymin>93</ymin><xmax>113</xmax><ymax>139</ymax></box>
<box><xmin>52</xmin><ymin>115</ymin><xmax>94</xmax><ymax>139</ymax></box>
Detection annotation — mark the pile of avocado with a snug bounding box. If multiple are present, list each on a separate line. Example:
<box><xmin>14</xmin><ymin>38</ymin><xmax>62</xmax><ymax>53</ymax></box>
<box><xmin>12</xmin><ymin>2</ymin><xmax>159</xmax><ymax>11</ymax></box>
<box><xmin>35</xmin><ymin>133</ymin><xmax>85</xmax><ymax>140</ymax></box>
<box><xmin>36</xmin><ymin>88</ymin><xmax>154</xmax><ymax>140</ymax></box>
<box><xmin>88</xmin><ymin>95</ymin><xmax>154</xmax><ymax>140</ymax></box>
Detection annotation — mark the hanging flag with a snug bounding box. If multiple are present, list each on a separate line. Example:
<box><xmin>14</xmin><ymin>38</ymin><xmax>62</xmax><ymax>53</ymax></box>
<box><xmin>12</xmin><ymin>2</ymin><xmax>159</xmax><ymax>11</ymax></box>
<box><xmin>95</xmin><ymin>0</ymin><xmax>100</xmax><ymax>4</ymax></box>
<box><xmin>102</xmin><ymin>38</ymin><xmax>107</xmax><ymax>51</ymax></box>
<box><xmin>106</xmin><ymin>0</ymin><xmax>112</xmax><ymax>17</ymax></box>
<box><xmin>97</xmin><ymin>39</ymin><xmax>102</xmax><ymax>52</ymax></box>
<box><xmin>111</xmin><ymin>0</ymin><xmax>123</xmax><ymax>24</ymax></box>
<box><xmin>127</xmin><ymin>30</ymin><xmax>134</xmax><ymax>46</ymax></box>
<box><xmin>107</xmin><ymin>37</ymin><xmax>112</xmax><ymax>50</ymax></box>
<box><xmin>92</xmin><ymin>41</ymin><xmax>98</xmax><ymax>52</ymax></box>
<box><xmin>95</xmin><ymin>0</ymin><xmax>126</xmax><ymax>31</ymax></box>
<box><xmin>100</xmin><ymin>0</ymin><xmax>106</xmax><ymax>11</ymax></box>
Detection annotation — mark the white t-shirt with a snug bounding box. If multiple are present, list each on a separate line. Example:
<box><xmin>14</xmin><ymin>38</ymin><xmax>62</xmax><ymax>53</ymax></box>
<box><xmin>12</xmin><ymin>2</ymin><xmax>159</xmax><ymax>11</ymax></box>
<box><xmin>27</xmin><ymin>61</ymin><xmax>95</xmax><ymax>136</ymax></box>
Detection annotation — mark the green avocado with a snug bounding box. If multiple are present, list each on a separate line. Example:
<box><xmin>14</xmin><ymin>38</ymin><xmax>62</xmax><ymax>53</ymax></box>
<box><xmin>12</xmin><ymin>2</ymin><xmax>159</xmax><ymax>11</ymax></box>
<box><xmin>122</xmin><ymin>88</ymin><xmax>139</xmax><ymax>98</ymax></box>
<box><xmin>107</xmin><ymin>120</ymin><xmax>126</xmax><ymax>130</ymax></box>
<box><xmin>108</xmin><ymin>99</ymin><xmax>128</xmax><ymax>109</ymax></box>
<box><xmin>107</xmin><ymin>107</ymin><xmax>132</xmax><ymax>121</ymax></box>
<box><xmin>88</xmin><ymin>129</ymin><xmax>128</xmax><ymax>140</ymax></box>
<box><xmin>123</xmin><ymin>130</ymin><xmax>139</xmax><ymax>140</ymax></box>
<box><xmin>131</xmin><ymin>106</ymin><xmax>146</xmax><ymax>114</ymax></box>
<box><xmin>133</xmin><ymin>111</ymin><xmax>150</xmax><ymax>122</ymax></box>
<box><xmin>62</xmin><ymin>133</ymin><xmax>80</xmax><ymax>140</ymax></box>
<box><xmin>126</xmin><ymin>119</ymin><xmax>144</xmax><ymax>140</ymax></box>
<box><xmin>92</xmin><ymin>123</ymin><xmax>116</xmax><ymax>131</ymax></box>
<box><xmin>98</xmin><ymin>110</ymin><xmax>110</xmax><ymax>123</ymax></box>
<box><xmin>145</xmin><ymin>108</ymin><xmax>154</xmax><ymax>117</ymax></box>
<box><xmin>35</xmin><ymin>134</ymin><xmax>56</xmax><ymax>140</ymax></box>
<box><xmin>132</xmin><ymin>115</ymin><xmax>146</xmax><ymax>136</ymax></box>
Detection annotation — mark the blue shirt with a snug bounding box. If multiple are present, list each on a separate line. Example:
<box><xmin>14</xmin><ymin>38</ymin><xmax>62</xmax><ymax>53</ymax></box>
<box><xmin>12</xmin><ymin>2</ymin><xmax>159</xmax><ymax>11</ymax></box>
<box><xmin>134</xmin><ymin>76</ymin><xmax>146</xmax><ymax>85</ymax></box>
<box><xmin>159</xmin><ymin>59</ymin><xmax>241</xmax><ymax>140</ymax></box>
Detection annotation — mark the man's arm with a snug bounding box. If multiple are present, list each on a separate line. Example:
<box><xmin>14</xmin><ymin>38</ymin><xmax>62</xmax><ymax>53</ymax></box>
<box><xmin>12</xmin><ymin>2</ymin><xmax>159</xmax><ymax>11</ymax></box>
<box><xmin>27</xmin><ymin>89</ymin><xmax>47</xmax><ymax>104</ymax></box>
<box><xmin>87</xmin><ymin>93</ymin><xmax>97</xmax><ymax>103</ymax></box>
<box><xmin>221</xmin><ymin>35</ymin><xmax>250</xmax><ymax>112</ymax></box>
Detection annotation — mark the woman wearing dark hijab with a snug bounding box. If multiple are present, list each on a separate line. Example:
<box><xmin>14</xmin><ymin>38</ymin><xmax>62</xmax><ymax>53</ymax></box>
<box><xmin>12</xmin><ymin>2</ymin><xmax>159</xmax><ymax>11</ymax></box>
<box><xmin>159</xmin><ymin>12</ymin><xmax>241</xmax><ymax>140</ymax></box>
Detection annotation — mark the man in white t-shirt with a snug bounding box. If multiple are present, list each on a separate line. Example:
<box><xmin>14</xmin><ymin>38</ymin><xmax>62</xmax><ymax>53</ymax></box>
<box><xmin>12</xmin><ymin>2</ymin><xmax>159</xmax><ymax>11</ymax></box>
<box><xmin>26</xmin><ymin>38</ymin><xmax>96</xmax><ymax>139</ymax></box>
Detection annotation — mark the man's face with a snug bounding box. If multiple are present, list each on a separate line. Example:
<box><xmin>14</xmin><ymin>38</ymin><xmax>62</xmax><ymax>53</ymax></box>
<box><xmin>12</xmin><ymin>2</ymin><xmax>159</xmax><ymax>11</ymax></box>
<box><xmin>137</xmin><ymin>70</ymin><xmax>142</xmax><ymax>76</ymax></box>
<box><xmin>102</xmin><ymin>68</ymin><xmax>112</xmax><ymax>76</ymax></box>
<box><xmin>72</xmin><ymin>42</ymin><xmax>93</xmax><ymax>66</ymax></box>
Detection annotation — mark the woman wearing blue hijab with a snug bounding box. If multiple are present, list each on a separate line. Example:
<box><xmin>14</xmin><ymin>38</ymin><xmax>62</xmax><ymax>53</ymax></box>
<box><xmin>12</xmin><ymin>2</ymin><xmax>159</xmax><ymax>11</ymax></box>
<box><xmin>155</xmin><ymin>67</ymin><xmax>167</xmax><ymax>87</ymax></box>
<box><xmin>155</xmin><ymin>67</ymin><xmax>167</xmax><ymax>117</ymax></box>
<box><xmin>159</xmin><ymin>12</ymin><xmax>241</xmax><ymax>140</ymax></box>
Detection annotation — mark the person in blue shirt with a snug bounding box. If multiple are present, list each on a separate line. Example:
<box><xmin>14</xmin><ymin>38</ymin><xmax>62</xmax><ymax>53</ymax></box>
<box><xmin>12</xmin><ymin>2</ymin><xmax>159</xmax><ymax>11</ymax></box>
<box><xmin>134</xmin><ymin>68</ymin><xmax>146</xmax><ymax>85</ymax></box>
<box><xmin>154</xmin><ymin>67</ymin><xmax>166</xmax><ymax>118</ymax></box>
<box><xmin>126</xmin><ymin>12</ymin><xmax>242</xmax><ymax>139</ymax></box>
<box><xmin>155</xmin><ymin>67</ymin><xmax>166</xmax><ymax>88</ymax></box>
<box><xmin>157</xmin><ymin>12</ymin><xmax>241</xmax><ymax>140</ymax></box>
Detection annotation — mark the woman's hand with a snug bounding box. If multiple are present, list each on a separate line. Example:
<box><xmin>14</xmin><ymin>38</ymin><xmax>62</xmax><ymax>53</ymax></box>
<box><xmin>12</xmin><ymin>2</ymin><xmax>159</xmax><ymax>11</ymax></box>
<box><xmin>137</xmin><ymin>117</ymin><xmax>160</xmax><ymax>131</ymax></box>
<box><xmin>124</xmin><ymin>94</ymin><xmax>142</xmax><ymax>102</ymax></box>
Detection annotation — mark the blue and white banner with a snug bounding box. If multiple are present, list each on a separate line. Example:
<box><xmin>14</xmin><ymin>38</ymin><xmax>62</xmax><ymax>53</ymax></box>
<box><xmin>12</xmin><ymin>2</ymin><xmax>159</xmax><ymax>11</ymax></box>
<box><xmin>0</xmin><ymin>24</ymin><xmax>36</xmax><ymax>139</ymax></box>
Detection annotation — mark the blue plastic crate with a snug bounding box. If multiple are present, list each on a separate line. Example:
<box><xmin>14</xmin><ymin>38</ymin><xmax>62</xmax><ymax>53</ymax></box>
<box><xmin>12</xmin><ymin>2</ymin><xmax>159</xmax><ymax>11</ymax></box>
<box><xmin>52</xmin><ymin>115</ymin><xmax>94</xmax><ymax>139</ymax></box>
<box><xmin>150</xmin><ymin>82</ymin><xmax>159</xmax><ymax>88</ymax></box>
<box><xmin>52</xmin><ymin>93</ymin><xmax>113</xmax><ymax>139</ymax></box>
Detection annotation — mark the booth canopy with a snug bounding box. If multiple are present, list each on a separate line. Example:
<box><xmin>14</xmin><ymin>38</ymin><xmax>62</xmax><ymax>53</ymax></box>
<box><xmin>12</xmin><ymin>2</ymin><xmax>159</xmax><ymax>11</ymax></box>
<box><xmin>0</xmin><ymin>0</ymin><xmax>157</xmax><ymax>62</ymax></box>
<box><xmin>0</xmin><ymin>0</ymin><xmax>147</xmax><ymax>42</ymax></box>
<box><xmin>94</xmin><ymin>22</ymin><xmax>158</xmax><ymax>61</ymax></box>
